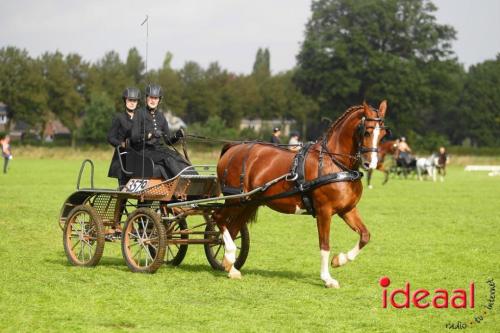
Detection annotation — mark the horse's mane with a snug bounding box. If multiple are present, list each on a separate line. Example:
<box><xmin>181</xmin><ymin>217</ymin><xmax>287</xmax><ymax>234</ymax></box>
<box><xmin>322</xmin><ymin>105</ymin><xmax>364</xmax><ymax>140</ymax></box>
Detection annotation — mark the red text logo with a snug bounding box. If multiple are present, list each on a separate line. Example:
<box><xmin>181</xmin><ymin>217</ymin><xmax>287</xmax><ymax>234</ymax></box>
<box><xmin>379</xmin><ymin>276</ymin><xmax>475</xmax><ymax>309</ymax></box>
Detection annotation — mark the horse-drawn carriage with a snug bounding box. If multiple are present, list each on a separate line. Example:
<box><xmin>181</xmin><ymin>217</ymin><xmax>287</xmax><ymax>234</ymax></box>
<box><xmin>59</xmin><ymin>149</ymin><xmax>250</xmax><ymax>273</ymax></box>
<box><xmin>59</xmin><ymin>101</ymin><xmax>390</xmax><ymax>288</ymax></box>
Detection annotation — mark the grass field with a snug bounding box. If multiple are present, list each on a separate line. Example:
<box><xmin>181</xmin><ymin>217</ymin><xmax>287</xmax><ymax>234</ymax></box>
<box><xmin>0</xmin><ymin>153</ymin><xmax>498</xmax><ymax>332</ymax></box>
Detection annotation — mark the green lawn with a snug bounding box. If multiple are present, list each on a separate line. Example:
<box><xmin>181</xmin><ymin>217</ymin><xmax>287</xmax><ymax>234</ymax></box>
<box><xmin>0</xmin><ymin>156</ymin><xmax>498</xmax><ymax>332</ymax></box>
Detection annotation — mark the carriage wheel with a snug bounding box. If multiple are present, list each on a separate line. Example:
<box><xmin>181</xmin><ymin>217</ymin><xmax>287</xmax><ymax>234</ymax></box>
<box><xmin>204</xmin><ymin>219</ymin><xmax>250</xmax><ymax>271</ymax></box>
<box><xmin>165</xmin><ymin>218</ymin><xmax>188</xmax><ymax>266</ymax></box>
<box><xmin>121</xmin><ymin>208</ymin><xmax>166</xmax><ymax>273</ymax></box>
<box><xmin>63</xmin><ymin>205</ymin><xmax>105</xmax><ymax>267</ymax></box>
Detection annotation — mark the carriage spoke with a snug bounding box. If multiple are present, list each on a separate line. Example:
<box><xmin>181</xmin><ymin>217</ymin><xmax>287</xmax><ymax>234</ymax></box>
<box><xmin>213</xmin><ymin>244</ymin><xmax>223</xmax><ymax>258</ymax></box>
<box><xmin>71</xmin><ymin>239</ymin><xmax>81</xmax><ymax>251</ymax></box>
<box><xmin>78</xmin><ymin>241</ymin><xmax>85</xmax><ymax>261</ymax></box>
<box><xmin>167</xmin><ymin>246</ymin><xmax>175</xmax><ymax>259</ymax></box>
<box><xmin>132</xmin><ymin>246</ymin><xmax>142</xmax><ymax>260</ymax></box>
<box><xmin>133</xmin><ymin>223</ymin><xmax>141</xmax><ymax>240</ymax></box>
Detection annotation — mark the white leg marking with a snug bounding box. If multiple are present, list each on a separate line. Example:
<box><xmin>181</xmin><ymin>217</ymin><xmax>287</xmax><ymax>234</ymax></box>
<box><xmin>337</xmin><ymin>253</ymin><xmax>348</xmax><ymax>266</ymax></box>
<box><xmin>294</xmin><ymin>205</ymin><xmax>307</xmax><ymax>215</ymax></box>
<box><xmin>222</xmin><ymin>228</ymin><xmax>236</xmax><ymax>264</ymax></box>
<box><xmin>369</xmin><ymin>124</ymin><xmax>380</xmax><ymax>169</ymax></box>
<box><xmin>347</xmin><ymin>243</ymin><xmax>361</xmax><ymax>261</ymax></box>
<box><xmin>320</xmin><ymin>250</ymin><xmax>339</xmax><ymax>288</ymax></box>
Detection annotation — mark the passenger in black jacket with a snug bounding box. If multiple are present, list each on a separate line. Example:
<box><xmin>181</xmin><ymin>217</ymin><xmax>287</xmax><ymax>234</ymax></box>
<box><xmin>130</xmin><ymin>84</ymin><xmax>193</xmax><ymax>178</ymax></box>
<box><xmin>107</xmin><ymin>87</ymin><xmax>140</xmax><ymax>187</ymax></box>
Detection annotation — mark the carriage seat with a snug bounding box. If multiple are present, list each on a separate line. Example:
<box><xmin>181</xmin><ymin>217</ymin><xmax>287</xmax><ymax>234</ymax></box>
<box><xmin>119</xmin><ymin>148</ymin><xmax>168</xmax><ymax>179</ymax></box>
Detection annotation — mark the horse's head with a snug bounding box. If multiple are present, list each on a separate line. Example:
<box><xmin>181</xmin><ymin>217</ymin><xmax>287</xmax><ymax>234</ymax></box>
<box><xmin>358</xmin><ymin>101</ymin><xmax>388</xmax><ymax>170</ymax></box>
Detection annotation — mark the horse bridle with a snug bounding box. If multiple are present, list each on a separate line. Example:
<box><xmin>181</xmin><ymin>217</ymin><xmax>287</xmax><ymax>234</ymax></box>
<box><xmin>356</xmin><ymin>116</ymin><xmax>390</xmax><ymax>154</ymax></box>
<box><xmin>318</xmin><ymin>111</ymin><xmax>390</xmax><ymax>171</ymax></box>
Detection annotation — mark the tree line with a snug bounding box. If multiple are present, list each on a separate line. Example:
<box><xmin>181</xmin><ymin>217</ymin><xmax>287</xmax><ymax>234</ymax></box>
<box><xmin>0</xmin><ymin>0</ymin><xmax>498</xmax><ymax>149</ymax></box>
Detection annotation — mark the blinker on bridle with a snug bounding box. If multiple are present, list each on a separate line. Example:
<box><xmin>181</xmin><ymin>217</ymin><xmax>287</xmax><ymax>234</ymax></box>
<box><xmin>357</xmin><ymin>115</ymin><xmax>390</xmax><ymax>155</ymax></box>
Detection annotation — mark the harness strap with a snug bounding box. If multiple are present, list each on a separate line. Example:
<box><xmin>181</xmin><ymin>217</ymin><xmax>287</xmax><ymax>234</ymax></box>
<box><xmin>240</xmin><ymin>143</ymin><xmax>256</xmax><ymax>192</ymax></box>
<box><xmin>221</xmin><ymin>143</ymin><xmax>256</xmax><ymax>195</ymax></box>
<box><xmin>251</xmin><ymin>170</ymin><xmax>363</xmax><ymax>206</ymax></box>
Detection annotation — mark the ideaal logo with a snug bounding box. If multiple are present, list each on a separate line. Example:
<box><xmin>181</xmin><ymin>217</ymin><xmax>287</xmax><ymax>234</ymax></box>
<box><xmin>379</xmin><ymin>276</ymin><xmax>474</xmax><ymax>309</ymax></box>
<box><xmin>379</xmin><ymin>277</ymin><xmax>496</xmax><ymax>330</ymax></box>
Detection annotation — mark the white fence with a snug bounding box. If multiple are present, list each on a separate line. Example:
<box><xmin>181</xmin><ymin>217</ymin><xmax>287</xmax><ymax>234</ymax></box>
<box><xmin>464</xmin><ymin>165</ymin><xmax>500</xmax><ymax>171</ymax></box>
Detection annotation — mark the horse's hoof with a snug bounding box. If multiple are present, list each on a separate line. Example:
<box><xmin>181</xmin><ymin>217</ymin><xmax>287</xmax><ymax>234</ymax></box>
<box><xmin>332</xmin><ymin>253</ymin><xmax>347</xmax><ymax>268</ymax></box>
<box><xmin>227</xmin><ymin>267</ymin><xmax>242</xmax><ymax>279</ymax></box>
<box><xmin>368</xmin><ymin>185</ymin><xmax>373</xmax><ymax>189</ymax></box>
<box><xmin>324</xmin><ymin>279</ymin><xmax>340</xmax><ymax>289</ymax></box>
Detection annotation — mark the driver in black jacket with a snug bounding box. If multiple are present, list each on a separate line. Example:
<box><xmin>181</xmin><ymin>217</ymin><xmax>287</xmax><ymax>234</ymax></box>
<box><xmin>130</xmin><ymin>84</ymin><xmax>193</xmax><ymax>178</ymax></box>
<box><xmin>107</xmin><ymin>87</ymin><xmax>140</xmax><ymax>188</ymax></box>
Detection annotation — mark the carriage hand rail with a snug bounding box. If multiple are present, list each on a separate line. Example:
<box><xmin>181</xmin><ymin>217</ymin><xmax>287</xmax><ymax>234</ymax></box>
<box><xmin>76</xmin><ymin>159</ymin><xmax>95</xmax><ymax>190</ymax></box>
<box><xmin>116</xmin><ymin>146</ymin><xmax>133</xmax><ymax>175</ymax></box>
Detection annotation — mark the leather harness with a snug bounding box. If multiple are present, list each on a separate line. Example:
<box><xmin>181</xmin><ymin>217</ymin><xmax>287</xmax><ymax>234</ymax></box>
<box><xmin>215</xmin><ymin>108</ymin><xmax>389</xmax><ymax>217</ymax></box>
<box><xmin>220</xmin><ymin>142</ymin><xmax>363</xmax><ymax>217</ymax></box>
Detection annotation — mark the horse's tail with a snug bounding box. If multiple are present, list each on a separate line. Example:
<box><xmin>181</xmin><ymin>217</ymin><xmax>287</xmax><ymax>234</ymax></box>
<box><xmin>218</xmin><ymin>201</ymin><xmax>260</xmax><ymax>226</ymax></box>
<box><xmin>232</xmin><ymin>203</ymin><xmax>260</xmax><ymax>225</ymax></box>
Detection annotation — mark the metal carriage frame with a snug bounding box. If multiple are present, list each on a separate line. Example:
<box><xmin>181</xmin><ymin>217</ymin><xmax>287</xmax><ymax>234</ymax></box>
<box><xmin>59</xmin><ymin>159</ymin><xmax>250</xmax><ymax>273</ymax></box>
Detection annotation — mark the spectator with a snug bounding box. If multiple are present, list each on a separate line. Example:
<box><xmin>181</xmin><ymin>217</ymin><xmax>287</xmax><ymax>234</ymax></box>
<box><xmin>1</xmin><ymin>134</ymin><xmax>13</xmax><ymax>174</ymax></box>
<box><xmin>288</xmin><ymin>132</ymin><xmax>301</xmax><ymax>152</ymax></box>
<box><xmin>270</xmin><ymin>127</ymin><xmax>281</xmax><ymax>144</ymax></box>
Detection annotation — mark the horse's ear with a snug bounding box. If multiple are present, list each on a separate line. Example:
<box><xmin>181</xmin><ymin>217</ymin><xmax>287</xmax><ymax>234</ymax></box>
<box><xmin>378</xmin><ymin>100</ymin><xmax>387</xmax><ymax>117</ymax></box>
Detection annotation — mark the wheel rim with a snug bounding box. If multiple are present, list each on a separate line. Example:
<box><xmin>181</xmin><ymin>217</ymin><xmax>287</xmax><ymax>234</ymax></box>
<box><xmin>124</xmin><ymin>214</ymin><xmax>161</xmax><ymax>268</ymax></box>
<box><xmin>65</xmin><ymin>211</ymin><xmax>99</xmax><ymax>264</ymax></box>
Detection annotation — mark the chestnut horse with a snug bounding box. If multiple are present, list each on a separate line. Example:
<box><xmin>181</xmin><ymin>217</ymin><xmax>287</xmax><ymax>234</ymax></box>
<box><xmin>366</xmin><ymin>140</ymin><xmax>397</xmax><ymax>188</ymax></box>
<box><xmin>213</xmin><ymin>101</ymin><xmax>388</xmax><ymax>288</ymax></box>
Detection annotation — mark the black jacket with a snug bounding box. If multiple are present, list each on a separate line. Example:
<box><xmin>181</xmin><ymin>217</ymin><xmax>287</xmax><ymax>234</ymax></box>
<box><xmin>130</xmin><ymin>107</ymin><xmax>180</xmax><ymax>150</ymax></box>
<box><xmin>107</xmin><ymin>112</ymin><xmax>134</xmax><ymax>147</ymax></box>
<box><xmin>107</xmin><ymin>111</ymin><xmax>133</xmax><ymax>179</ymax></box>
<box><xmin>270</xmin><ymin>135</ymin><xmax>281</xmax><ymax>144</ymax></box>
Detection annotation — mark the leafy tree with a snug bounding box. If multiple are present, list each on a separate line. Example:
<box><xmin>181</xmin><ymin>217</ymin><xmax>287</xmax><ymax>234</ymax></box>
<box><xmin>252</xmin><ymin>48</ymin><xmax>271</xmax><ymax>81</ymax></box>
<box><xmin>459</xmin><ymin>55</ymin><xmax>500</xmax><ymax>146</ymax></box>
<box><xmin>88</xmin><ymin>51</ymin><xmax>131</xmax><ymax>111</ymax></box>
<box><xmin>295</xmin><ymin>0</ymin><xmax>458</xmax><ymax>136</ymax></box>
<box><xmin>180</xmin><ymin>61</ymin><xmax>219</xmax><ymax>123</ymax></box>
<box><xmin>148</xmin><ymin>52</ymin><xmax>187</xmax><ymax>117</ymax></box>
<box><xmin>40</xmin><ymin>52</ymin><xmax>88</xmax><ymax>147</ymax></box>
<box><xmin>0</xmin><ymin>47</ymin><xmax>47</xmax><ymax>131</ymax></box>
<box><xmin>79</xmin><ymin>92</ymin><xmax>115</xmax><ymax>144</ymax></box>
<box><xmin>125</xmin><ymin>47</ymin><xmax>145</xmax><ymax>86</ymax></box>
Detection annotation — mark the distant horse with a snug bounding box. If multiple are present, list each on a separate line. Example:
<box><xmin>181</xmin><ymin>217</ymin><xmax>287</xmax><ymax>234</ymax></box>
<box><xmin>366</xmin><ymin>140</ymin><xmax>397</xmax><ymax>188</ymax></box>
<box><xmin>416</xmin><ymin>154</ymin><xmax>439</xmax><ymax>181</ymax></box>
<box><xmin>393</xmin><ymin>155</ymin><xmax>416</xmax><ymax>178</ymax></box>
<box><xmin>213</xmin><ymin>101</ymin><xmax>388</xmax><ymax>288</ymax></box>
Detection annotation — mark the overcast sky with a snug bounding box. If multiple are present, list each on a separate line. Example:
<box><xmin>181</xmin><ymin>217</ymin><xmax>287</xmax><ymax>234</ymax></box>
<box><xmin>1</xmin><ymin>0</ymin><xmax>499</xmax><ymax>74</ymax></box>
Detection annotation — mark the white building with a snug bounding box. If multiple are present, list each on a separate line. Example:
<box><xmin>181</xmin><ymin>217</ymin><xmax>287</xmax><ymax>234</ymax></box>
<box><xmin>0</xmin><ymin>103</ymin><xmax>7</xmax><ymax>131</ymax></box>
<box><xmin>240</xmin><ymin>118</ymin><xmax>296</xmax><ymax>136</ymax></box>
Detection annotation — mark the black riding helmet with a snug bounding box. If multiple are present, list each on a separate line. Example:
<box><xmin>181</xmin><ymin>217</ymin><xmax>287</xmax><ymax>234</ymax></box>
<box><xmin>145</xmin><ymin>84</ymin><xmax>163</xmax><ymax>98</ymax></box>
<box><xmin>122</xmin><ymin>87</ymin><xmax>141</xmax><ymax>101</ymax></box>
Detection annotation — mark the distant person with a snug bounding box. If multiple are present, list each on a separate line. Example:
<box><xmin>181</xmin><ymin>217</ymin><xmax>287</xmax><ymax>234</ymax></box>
<box><xmin>107</xmin><ymin>87</ymin><xmax>140</xmax><ymax>188</ymax></box>
<box><xmin>397</xmin><ymin>137</ymin><xmax>412</xmax><ymax>165</ymax></box>
<box><xmin>288</xmin><ymin>132</ymin><xmax>301</xmax><ymax>152</ymax></box>
<box><xmin>436</xmin><ymin>146</ymin><xmax>449</xmax><ymax>182</ymax></box>
<box><xmin>1</xmin><ymin>134</ymin><xmax>12</xmax><ymax>174</ymax></box>
<box><xmin>270</xmin><ymin>127</ymin><xmax>281</xmax><ymax>144</ymax></box>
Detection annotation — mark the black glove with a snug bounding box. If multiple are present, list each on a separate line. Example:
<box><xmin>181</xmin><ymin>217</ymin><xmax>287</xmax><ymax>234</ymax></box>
<box><xmin>175</xmin><ymin>129</ymin><xmax>185</xmax><ymax>139</ymax></box>
<box><xmin>154</xmin><ymin>130</ymin><xmax>163</xmax><ymax>138</ymax></box>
